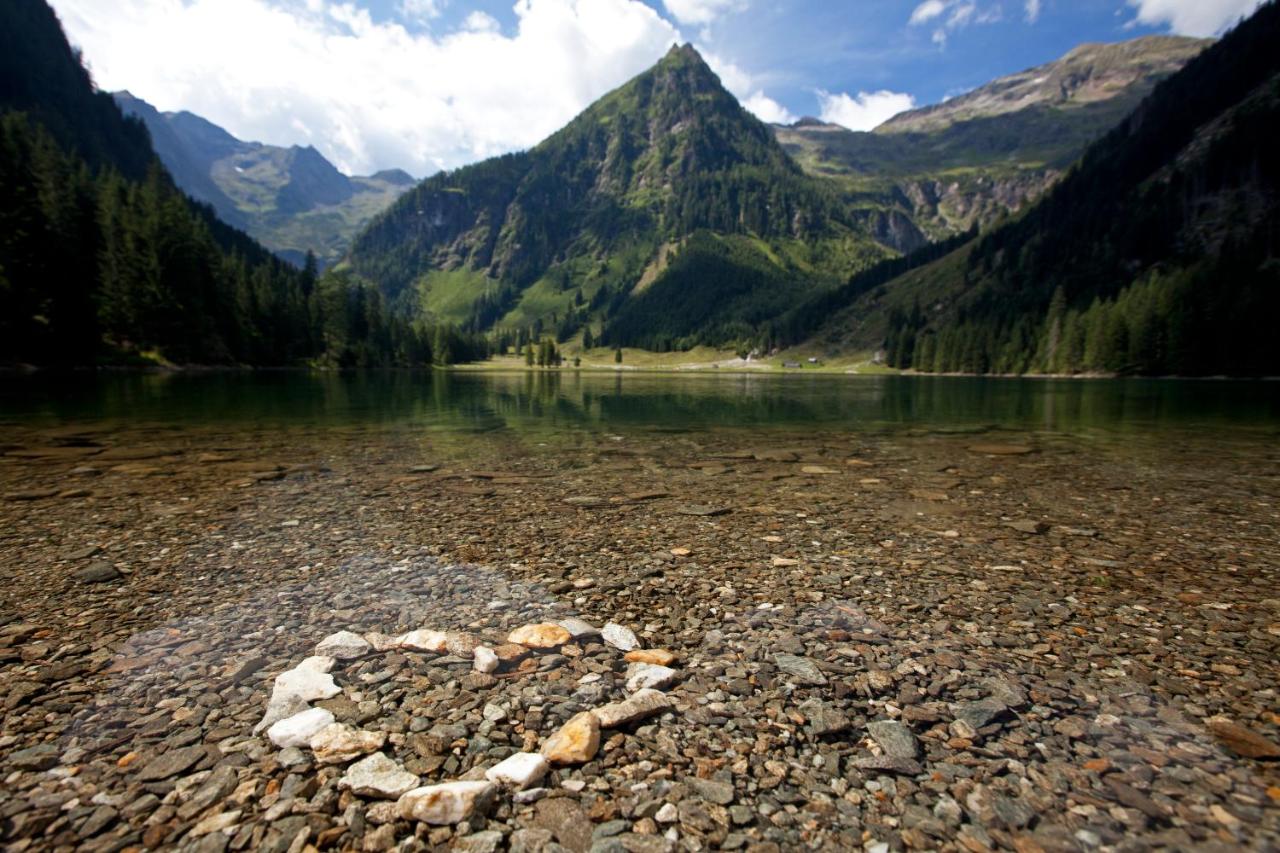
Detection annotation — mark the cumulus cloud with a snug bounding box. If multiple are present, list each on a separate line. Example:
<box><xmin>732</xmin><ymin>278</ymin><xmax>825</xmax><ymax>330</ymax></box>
<box><xmin>700</xmin><ymin>49</ymin><xmax>796</xmax><ymax>124</ymax></box>
<box><xmin>663</xmin><ymin>0</ymin><xmax>748</xmax><ymax>26</ymax></box>
<box><xmin>1125</xmin><ymin>0</ymin><xmax>1263</xmax><ymax>37</ymax></box>
<box><xmin>817</xmin><ymin>89</ymin><xmax>916</xmax><ymax>131</ymax></box>
<box><xmin>50</xmin><ymin>0</ymin><xmax>685</xmax><ymax>176</ymax></box>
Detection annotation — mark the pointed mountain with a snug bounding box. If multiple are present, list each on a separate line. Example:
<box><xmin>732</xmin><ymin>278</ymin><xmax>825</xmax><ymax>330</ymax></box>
<box><xmin>349</xmin><ymin>44</ymin><xmax>908</xmax><ymax>348</ymax></box>
<box><xmin>113</xmin><ymin>93</ymin><xmax>413</xmax><ymax>266</ymax></box>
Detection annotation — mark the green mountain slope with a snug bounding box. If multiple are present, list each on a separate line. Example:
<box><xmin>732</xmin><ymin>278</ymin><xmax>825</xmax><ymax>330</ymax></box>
<box><xmin>348</xmin><ymin>44</ymin><xmax>910</xmax><ymax>350</ymax></box>
<box><xmin>799</xmin><ymin>3</ymin><xmax>1280</xmax><ymax>377</ymax></box>
<box><xmin>114</xmin><ymin>92</ymin><xmax>413</xmax><ymax>267</ymax></box>
<box><xmin>775</xmin><ymin>36</ymin><xmax>1207</xmax><ymax>239</ymax></box>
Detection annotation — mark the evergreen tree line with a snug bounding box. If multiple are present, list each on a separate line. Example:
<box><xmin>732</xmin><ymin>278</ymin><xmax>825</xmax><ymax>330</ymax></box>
<box><xmin>0</xmin><ymin>110</ymin><xmax>495</xmax><ymax>367</ymax></box>
<box><xmin>882</xmin><ymin>3</ymin><xmax>1280</xmax><ymax>377</ymax></box>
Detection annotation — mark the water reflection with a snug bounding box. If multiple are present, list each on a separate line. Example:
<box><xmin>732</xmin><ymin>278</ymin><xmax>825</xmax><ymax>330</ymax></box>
<box><xmin>2</xmin><ymin>371</ymin><xmax>1278</xmax><ymax>440</ymax></box>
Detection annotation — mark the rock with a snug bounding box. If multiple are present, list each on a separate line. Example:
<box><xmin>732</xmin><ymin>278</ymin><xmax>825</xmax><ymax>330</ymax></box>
<box><xmin>135</xmin><ymin>745</ymin><xmax>206</xmax><ymax>782</ymax></box>
<box><xmin>967</xmin><ymin>443</ymin><xmax>1035</xmax><ymax>455</ymax></box>
<box><xmin>867</xmin><ymin>720</ymin><xmax>920</xmax><ymax>759</ymax></box>
<box><xmin>10</xmin><ymin>743</ymin><xmax>59</xmax><ymax>770</ymax></box>
<box><xmin>473</xmin><ymin>646</ymin><xmax>499</xmax><ymax>673</ymax></box>
<box><xmin>541</xmin><ymin>711</ymin><xmax>600</xmax><ymax>765</ymax></box>
<box><xmin>455</xmin><ymin>830</ymin><xmax>505</xmax><ymax>853</ymax></box>
<box><xmin>624</xmin><ymin>649</ymin><xmax>676</xmax><ymax>666</ymax></box>
<box><xmin>602</xmin><ymin>622</ymin><xmax>639</xmax><ymax>651</ymax></box>
<box><xmin>446</xmin><ymin>631</ymin><xmax>483</xmax><ymax>657</ymax></box>
<box><xmin>267</xmin><ymin>707</ymin><xmax>335</xmax><ymax>748</ymax></box>
<box><xmin>256</xmin><ymin>663</ymin><xmax>341</xmax><ymax>733</ymax></box>
<box><xmin>677</xmin><ymin>504</ymin><xmax>730</xmax><ymax>516</ymax></box>
<box><xmin>1205</xmin><ymin>716</ymin><xmax>1280</xmax><ymax>759</ymax></box>
<box><xmin>1007</xmin><ymin>519</ymin><xmax>1049</xmax><ymax>534</ymax></box>
<box><xmin>177</xmin><ymin>765</ymin><xmax>240</xmax><ymax>821</ymax></box>
<box><xmin>315</xmin><ymin>630</ymin><xmax>371</xmax><ymax>659</ymax></box>
<box><xmin>773</xmin><ymin>653</ymin><xmax>828</xmax><ymax>686</ymax></box>
<box><xmin>801</xmin><ymin>465</ymin><xmax>839</xmax><ymax>475</ymax></box>
<box><xmin>484</xmin><ymin>752</ymin><xmax>550</xmax><ymax>790</ymax></box>
<box><xmin>397</xmin><ymin>781</ymin><xmax>496</xmax><ymax>825</ymax></box>
<box><xmin>625</xmin><ymin>662</ymin><xmax>678</xmax><ymax>692</ymax></box>
<box><xmin>310</xmin><ymin>723</ymin><xmax>387</xmax><ymax>765</ymax></box>
<box><xmin>395</xmin><ymin>629</ymin><xmax>449</xmax><ymax>653</ymax></box>
<box><xmin>76</xmin><ymin>561</ymin><xmax>122</xmax><ymax>584</ymax></box>
<box><xmin>508</xmin><ymin>623</ymin><xmax>571</xmax><ymax>648</ymax></box>
<box><xmin>558</xmin><ymin>617</ymin><xmax>600</xmax><ymax>639</ymax></box>
<box><xmin>655</xmin><ymin>803</ymin><xmax>679</xmax><ymax>823</ymax></box>
<box><xmin>338</xmin><ymin>753</ymin><xmax>420</xmax><ymax>799</ymax></box>
<box><xmin>594</xmin><ymin>689</ymin><xmax>673</xmax><ymax>728</ymax></box>
<box><xmin>690</xmin><ymin>778</ymin><xmax>735</xmax><ymax>805</ymax></box>
<box><xmin>510</xmin><ymin>828</ymin><xmax>556</xmax><ymax>853</ymax></box>
<box><xmin>188</xmin><ymin>809</ymin><xmax>241</xmax><ymax>838</ymax></box>
<box><xmin>799</xmin><ymin>699</ymin><xmax>851</xmax><ymax>736</ymax></box>
<box><xmin>852</xmin><ymin>755</ymin><xmax>923</xmax><ymax>775</ymax></box>
<box><xmin>533</xmin><ymin>797</ymin><xmax>593</xmax><ymax>852</ymax></box>
<box><xmin>954</xmin><ymin>698</ymin><xmax>1009</xmax><ymax>730</ymax></box>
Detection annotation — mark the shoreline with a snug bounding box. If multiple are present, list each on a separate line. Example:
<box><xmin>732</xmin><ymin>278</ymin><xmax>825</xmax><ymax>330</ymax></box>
<box><xmin>4</xmin><ymin>360</ymin><xmax>1278</xmax><ymax>382</ymax></box>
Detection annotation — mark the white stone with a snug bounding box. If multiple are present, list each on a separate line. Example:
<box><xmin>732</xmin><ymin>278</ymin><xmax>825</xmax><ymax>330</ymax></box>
<box><xmin>602</xmin><ymin>622</ymin><xmax>639</xmax><ymax>652</ymax></box>
<box><xmin>397</xmin><ymin>781</ymin><xmax>497</xmax><ymax>825</ymax></box>
<box><xmin>310</xmin><ymin>723</ymin><xmax>387</xmax><ymax>765</ymax></box>
<box><xmin>315</xmin><ymin>630</ymin><xmax>370</xmax><ymax>660</ymax></box>
<box><xmin>655</xmin><ymin>803</ymin><xmax>679</xmax><ymax>823</ymax></box>
<box><xmin>266</xmin><ymin>707</ymin><xmax>335</xmax><ymax>748</ymax></box>
<box><xmin>558</xmin><ymin>617</ymin><xmax>600</xmax><ymax>638</ymax></box>
<box><xmin>394</xmin><ymin>629</ymin><xmax>449</xmax><ymax>653</ymax></box>
<box><xmin>253</xmin><ymin>663</ymin><xmax>341</xmax><ymax>733</ymax></box>
<box><xmin>295</xmin><ymin>655</ymin><xmax>336</xmax><ymax>673</ymax></box>
<box><xmin>473</xmin><ymin>646</ymin><xmax>499</xmax><ymax>674</ymax></box>
<box><xmin>625</xmin><ymin>663</ymin><xmax>678</xmax><ymax>693</ymax></box>
<box><xmin>594</xmin><ymin>689</ymin><xmax>673</xmax><ymax>728</ymax></box>
<box><xmin>274</xmin><ymin>666</ymin><xmax>341</xmax><ymax>702</ymax></box>
<box><xmin>484</xmin><ymin>752</ymin><xmax>549</xmax><ymax>790</ymax></box>
<box><xmin>338</xmin><ymin>753</ymin><xmax>420</xmax><ymax>799</ymax></box>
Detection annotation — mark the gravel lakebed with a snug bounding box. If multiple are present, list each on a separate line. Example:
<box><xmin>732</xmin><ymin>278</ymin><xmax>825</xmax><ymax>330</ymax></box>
<box><xmin>1</xmin><ymin>417</ymin><xmax>1278</xmax><ymax>851</ymax></box>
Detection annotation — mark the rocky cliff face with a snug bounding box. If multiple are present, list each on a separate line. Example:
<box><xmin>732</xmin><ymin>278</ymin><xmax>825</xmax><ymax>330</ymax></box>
<box><xmin>114</xmin><ymin>93</ymin><xmax>412</xmax><ymax>266</ymax></box>
<box><xmin>775</xmin><ymin>35</ymin><xmax>1208</xmax><ymax>240</ymax></box>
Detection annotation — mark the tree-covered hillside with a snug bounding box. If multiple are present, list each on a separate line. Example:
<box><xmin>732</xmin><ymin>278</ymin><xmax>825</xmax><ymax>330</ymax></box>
<box><xmin>348</xmin><ymin>44</ymin><xmax>905</xmax><ymax>351</ymax></box>
<box><xmin>0</xmin><ymin>0</ymin><xmax>481</xmax><ymax>367</ymax></box>
<box><xmin>804</xmin><ymin>3</ymin><xmax>1280</xmax><ymax>377</ymax></box>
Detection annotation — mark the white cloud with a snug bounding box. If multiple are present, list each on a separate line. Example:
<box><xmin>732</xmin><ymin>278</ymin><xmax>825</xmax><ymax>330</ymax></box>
<box><xmin>398</xmin><ymin>0</ymin><xmax>445</xmax><ymax>25</ymax></box>
<box><xmin>700</xmin><ymin>49</ymin><xmax>795</xmax><ymax>124</ymax></box>
<box><xmin>909</xmin><ymin>0</ymin><xmax>947</xmax><ymax>25</ymax></box>
<box><xmin>742</xmin><ymin>92</ymin><xmax>795</xmax><ymax>124</ymax></box>
<box><xmin>1024</xmin><ymin>0</ymin><xmax>1042</xmax><ymax>23</ymax></box>
<box><xmin>49</xmin><ymin>0</ymin><xmax>684</xmax><ymax>177</ymax></box>
<box><xmin>817</xmin><ymin>89</ymin><xmax>917</xmax><ymax>131</ymax></box>
<box><xmin>663</xmin><ymin>0</ymin><xmax>748</xmax><ymax>26</ymax></box>
<box><xmin>1126</xmin><ymin>0</ymin><xmax>1263</xmax><ymax>37</ymax></box>
<box><xmin>909</xmin><ymin>0</ymin><xmax>1001</xmax><ymax>45</ymax></box>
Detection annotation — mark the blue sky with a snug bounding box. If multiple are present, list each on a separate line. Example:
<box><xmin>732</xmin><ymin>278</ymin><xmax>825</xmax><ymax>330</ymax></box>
<box><xmin>50</xmin><ymin>0</ymin><xmax>1263</xmax><ymax>176</ymax></box>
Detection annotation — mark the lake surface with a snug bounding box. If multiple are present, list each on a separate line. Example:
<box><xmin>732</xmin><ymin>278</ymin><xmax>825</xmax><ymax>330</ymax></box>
<box><xmin>4</xmin><ymin>371</ymin><xmax>1279</xmax><ymax>442</ymax></box>
<box><xmin>3</xmin><ymin>370</ymin><xmax>1279</xmax><ymax>849</ymax></box>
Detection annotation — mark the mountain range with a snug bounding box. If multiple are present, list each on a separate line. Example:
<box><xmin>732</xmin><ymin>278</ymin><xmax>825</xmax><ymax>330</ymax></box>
<box><xmin>113</xmin><ymin>92</ymin><xmax>414</xmax><ymax>267</ymax></box>
<box><xmin>788</xmin><ymin>2</ymin><xmax>1280</xmax><ymax>377</ymax></box>
<box><xmin>774</xmin><ymin>35</ymin><xmax>1207</xmax><ymax>239</ymax></box>
<box><xmin>4</xmin><ymin>0</ymin><xmax>1276</xmax><ymax>375</ymax></box>
<box><xmin>345</xmin><ymin>36</ymin><xmax>1206</xmax><ymax>352</ymax></box>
